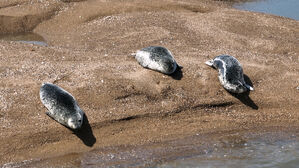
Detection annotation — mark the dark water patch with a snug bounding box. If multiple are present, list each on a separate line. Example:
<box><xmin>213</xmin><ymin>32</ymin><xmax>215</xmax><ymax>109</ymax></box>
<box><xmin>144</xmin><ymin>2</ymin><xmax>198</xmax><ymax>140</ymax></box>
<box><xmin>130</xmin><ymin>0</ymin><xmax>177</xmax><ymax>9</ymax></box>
<box><xmin>0</xmin><ymin>32</ymin><xmax>48</xmax><ymax>46</ymax></box>
<box><xmin>234</xmin><ymin>0</ymin><xmax>299</xmax><ymax>20</ymax></box>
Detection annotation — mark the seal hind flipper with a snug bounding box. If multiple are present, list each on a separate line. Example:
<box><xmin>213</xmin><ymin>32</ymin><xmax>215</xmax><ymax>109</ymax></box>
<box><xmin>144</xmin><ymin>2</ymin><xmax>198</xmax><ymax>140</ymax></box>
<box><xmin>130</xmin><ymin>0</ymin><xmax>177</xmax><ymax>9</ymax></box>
<box><xmin>130</xmin><ymin>52</ymin><xmax>137</xmax><ymax>57</ymax></box>
<box><xmin>205</xmin><ymin>60</ymin><xmax>214</xmax><ymax>67</ymax></box>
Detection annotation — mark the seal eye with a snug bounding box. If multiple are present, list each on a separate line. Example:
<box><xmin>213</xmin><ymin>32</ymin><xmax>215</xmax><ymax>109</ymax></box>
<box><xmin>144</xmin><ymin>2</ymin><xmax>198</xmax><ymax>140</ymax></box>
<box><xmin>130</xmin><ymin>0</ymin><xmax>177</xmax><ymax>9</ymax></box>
<box><xmin>78</xmin><ymin>119</ymin><xmax>82</xmax><ymax>123</ymax></box>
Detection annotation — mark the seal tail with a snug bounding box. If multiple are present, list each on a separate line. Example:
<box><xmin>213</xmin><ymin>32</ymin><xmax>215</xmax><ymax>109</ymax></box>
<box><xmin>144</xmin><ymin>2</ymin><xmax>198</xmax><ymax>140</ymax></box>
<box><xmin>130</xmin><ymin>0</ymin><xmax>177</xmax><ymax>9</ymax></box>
<box><xmin>205</xmin><ymin>59</ymin><xmax>214</xmax><ymax>67</ymax></box>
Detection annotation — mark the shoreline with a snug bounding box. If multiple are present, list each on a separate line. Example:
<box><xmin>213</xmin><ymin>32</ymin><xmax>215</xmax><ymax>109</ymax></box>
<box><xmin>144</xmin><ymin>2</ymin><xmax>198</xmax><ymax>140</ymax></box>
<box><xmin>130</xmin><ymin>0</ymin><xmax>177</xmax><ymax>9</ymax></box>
<box><xmin>3</xmin><ymin>126</ymin><xmax>299</xmax><ymax>167</ymax></box>
<box><xmin>0</xmin><ymin>0</ymin><xmax>298</xmax><ymax>166</ymax></box>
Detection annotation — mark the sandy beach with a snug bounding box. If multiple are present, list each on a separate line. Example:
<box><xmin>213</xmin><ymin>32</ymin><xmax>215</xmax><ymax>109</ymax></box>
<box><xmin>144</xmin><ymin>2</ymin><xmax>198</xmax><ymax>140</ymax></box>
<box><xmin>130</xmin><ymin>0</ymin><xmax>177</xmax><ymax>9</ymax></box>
<box><xmin>0</xmin><ymin>0</ymin><xmax>298</xmax><ymax>166</ymax></box>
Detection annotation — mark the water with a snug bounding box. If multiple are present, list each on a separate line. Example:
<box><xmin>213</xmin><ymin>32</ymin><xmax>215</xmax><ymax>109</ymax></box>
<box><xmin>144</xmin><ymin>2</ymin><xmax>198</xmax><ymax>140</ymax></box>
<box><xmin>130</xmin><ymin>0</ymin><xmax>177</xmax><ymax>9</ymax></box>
<box><xmin>2</xmin><ymin>131</ymin><xmax>299</xmax><ymax>168</ymax></box>
<box><xmin>159</xmin><ymin>139</ymin><xmax>299</xmax><ymax>168</ymax></box>
<box><xmin>0</xmin><ymin>32</ymin><xmax>48</xmax><ymax>46</ymax></box>
<box><xmin>234</xmin><ymin>0</ymin><xmax>299</xmax><ymax>20</ymax></box>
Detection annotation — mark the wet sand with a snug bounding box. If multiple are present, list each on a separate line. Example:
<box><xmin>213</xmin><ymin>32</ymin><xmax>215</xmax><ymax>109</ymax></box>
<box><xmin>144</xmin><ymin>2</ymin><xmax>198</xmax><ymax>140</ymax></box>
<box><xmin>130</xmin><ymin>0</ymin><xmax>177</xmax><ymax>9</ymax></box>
<box><xmin>0</xmin><ymin>0</ymin><xmax>298</xmax><ymax>166</ymax></box>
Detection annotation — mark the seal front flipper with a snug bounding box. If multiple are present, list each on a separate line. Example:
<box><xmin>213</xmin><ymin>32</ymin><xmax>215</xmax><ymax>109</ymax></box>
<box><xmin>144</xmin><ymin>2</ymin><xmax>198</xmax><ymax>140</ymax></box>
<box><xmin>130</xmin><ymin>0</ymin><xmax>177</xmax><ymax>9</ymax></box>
<box><xmin>45</xmin><ymin>111</ymin><xmax>56</xmax><ymax>120</ymax></box>
<box><xmin>177</xmin><ymin>63</ymin><xmax>183</xmax><ymax>69</ymax></box>
<box><xmin>244</xmin><ymin>83</ymin><xmax>254</xmax><ymax>91</ymax></box>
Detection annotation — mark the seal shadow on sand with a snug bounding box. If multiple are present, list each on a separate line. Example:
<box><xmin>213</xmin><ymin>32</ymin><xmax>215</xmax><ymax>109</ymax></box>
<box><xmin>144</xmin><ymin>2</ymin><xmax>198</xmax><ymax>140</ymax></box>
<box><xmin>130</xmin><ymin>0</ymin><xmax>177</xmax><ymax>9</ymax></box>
<box><xmin>227</xmin><ymin>74</ymin><xmax>258</xmax><ymax>110</ymax></box>
<box><xmin>168</xmin><ymin>66</ymin><xmax>183</xmax><ymax>80</ymax></box>
<box><xmin>66</xmin><ymin>114</ymin><xmax>96</xmax><ymax>147</ymax></box>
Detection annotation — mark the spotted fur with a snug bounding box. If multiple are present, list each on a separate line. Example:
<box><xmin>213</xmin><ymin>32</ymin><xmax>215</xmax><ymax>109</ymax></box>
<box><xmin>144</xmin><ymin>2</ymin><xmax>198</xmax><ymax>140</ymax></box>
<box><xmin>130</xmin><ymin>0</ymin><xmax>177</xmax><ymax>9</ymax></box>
<box><xmin>40</xmin><ymin>83</ymin><xmax>84</xmax><ymax>129</ymax></box>
<box><xmin>205</xmin><ymin>55</ymin><xmax>254</xmax><ymax>93</ymax></box>
<box><xmin>135</xmin><ymin>46</ymin><xmax>178</xmax><ymax>75</ymax></box>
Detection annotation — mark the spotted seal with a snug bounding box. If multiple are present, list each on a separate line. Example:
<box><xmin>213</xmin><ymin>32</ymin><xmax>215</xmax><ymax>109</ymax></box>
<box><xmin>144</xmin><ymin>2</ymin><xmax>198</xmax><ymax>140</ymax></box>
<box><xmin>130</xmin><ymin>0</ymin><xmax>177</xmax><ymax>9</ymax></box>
<box><xmin>135</xmin><ymin>46</ymin><xmax>178</xmax><ymax>75</ymax></box>
<box><xmin>40</xmin><ymin>83</ymin><xmax>84</xmax><ymax>129</ymax></box>
<box><xmin>205</xmin><ymin>55</ymin><xmax>254</xmax><ymax>93</ymax></box>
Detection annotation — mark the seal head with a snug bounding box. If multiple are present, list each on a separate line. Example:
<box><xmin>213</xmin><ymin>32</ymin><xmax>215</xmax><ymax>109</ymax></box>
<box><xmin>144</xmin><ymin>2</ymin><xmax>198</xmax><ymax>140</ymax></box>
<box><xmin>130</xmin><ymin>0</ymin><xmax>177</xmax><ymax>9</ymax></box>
<box><xmin>135</xmin><ymin>46</ymin><xmax>178</xmax><ymax>75</ymax></box>
<box><xmin>205</xmin><ymin>55</ymin><xmax>254</xmax><ymax>93</ymax></box>
<box><xmin>40</xmin><ymin>83</ymin><xmax>84</xmax><ymax>129</ymax></box>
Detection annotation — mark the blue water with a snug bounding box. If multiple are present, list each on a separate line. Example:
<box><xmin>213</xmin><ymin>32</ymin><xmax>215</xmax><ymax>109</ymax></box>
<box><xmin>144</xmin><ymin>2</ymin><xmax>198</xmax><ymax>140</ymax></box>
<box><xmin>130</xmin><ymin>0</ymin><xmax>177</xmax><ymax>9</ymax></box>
<box><xmin>158</xmin><ymin>140</ymin><xmax>299</xmax><ymax>168</ymax></box>
<box><xmin>234</xmin><ymin>0</ymin><xmax>299</xmax><ymax>20</ymax></box>
<box><xmin>0</xmin><ymin>32</ymin><xmax>48</xmax><ymax>46</ymax></box>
